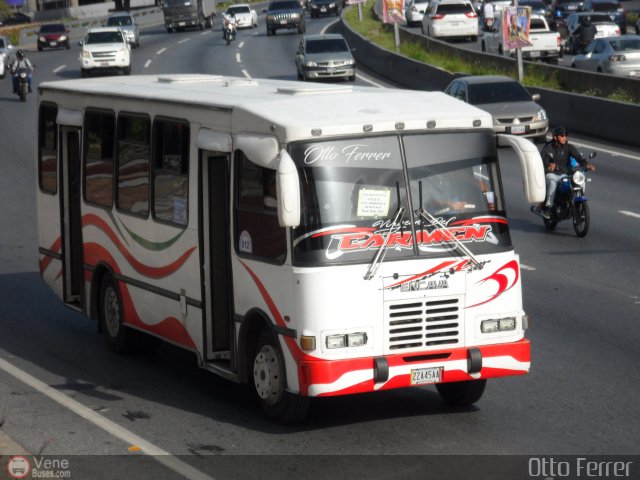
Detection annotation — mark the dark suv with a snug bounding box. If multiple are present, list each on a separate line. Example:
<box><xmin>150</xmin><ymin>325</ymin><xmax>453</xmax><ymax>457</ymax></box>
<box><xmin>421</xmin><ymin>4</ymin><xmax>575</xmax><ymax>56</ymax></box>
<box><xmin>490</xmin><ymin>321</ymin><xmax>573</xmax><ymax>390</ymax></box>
<box><xmin>580</xmin><ymin>0</ymin><xmax>626</xmax><ymax>34</ymax></box>
<box><xmin>265</xmin><ymin>0</ymin><xmax>306</xmax><ymax>36</ymax></box>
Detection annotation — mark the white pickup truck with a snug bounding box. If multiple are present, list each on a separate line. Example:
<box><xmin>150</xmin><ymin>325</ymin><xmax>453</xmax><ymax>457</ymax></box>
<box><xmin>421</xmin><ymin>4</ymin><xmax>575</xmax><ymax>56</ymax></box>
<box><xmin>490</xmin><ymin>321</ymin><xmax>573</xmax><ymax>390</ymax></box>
<box><xmin>481</xmin><ymin>14</ymin><xmax>562</xmax><ymax>64</ymax></box>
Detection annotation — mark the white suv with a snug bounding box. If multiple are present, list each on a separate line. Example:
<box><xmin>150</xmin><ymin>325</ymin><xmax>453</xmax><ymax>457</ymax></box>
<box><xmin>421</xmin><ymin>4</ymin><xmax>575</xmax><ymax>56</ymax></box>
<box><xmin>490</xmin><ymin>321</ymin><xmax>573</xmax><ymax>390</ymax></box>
<box><xmin>79</xmin><ymin>27</ymin><xmax>131</xmax><ymax>77</ymax></box>
<box><xmin>421</xmin><ymin>0</ymin><xmax>479</xmax><ymax>42</ymax></box>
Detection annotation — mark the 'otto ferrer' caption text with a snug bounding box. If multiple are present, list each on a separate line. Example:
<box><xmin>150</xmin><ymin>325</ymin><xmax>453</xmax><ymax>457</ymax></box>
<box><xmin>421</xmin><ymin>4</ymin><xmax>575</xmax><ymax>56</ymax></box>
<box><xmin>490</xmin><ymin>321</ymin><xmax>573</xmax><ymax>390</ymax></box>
<box><xmin>529</xmin><ymin>457</ymin><xmax>633</xmax><ymax>478</ymax></box>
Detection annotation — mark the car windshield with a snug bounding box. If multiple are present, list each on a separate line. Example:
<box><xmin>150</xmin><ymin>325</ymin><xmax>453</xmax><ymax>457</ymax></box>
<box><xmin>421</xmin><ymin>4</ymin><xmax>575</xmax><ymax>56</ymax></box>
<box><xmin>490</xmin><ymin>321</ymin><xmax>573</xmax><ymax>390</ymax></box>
<box><xmin>39</xmin><ymin>24</ymin><xmax>65</xmax><ymax>33</ymax></box>
<box><xmin>610</xmin><ymin>38</ymin><xmax>640</xmax><ymax>51</ymax></box>
<box><xmin>590</xmin><ymin>14</ymin><xmax>615</xmax><ymax>23</ymax></box>
<box><xmin>468</xmin><ymin>81</ymin><xmax>531</xmax><ymax>104</ymax></box>
<box><xmin>270</xmin><ymin>1</ymin><xmax>299</xmax><ymax>9</ymax></box>
<box><xmin>289</xmin><ymin>132</ymin><xmax>508</xmax><ymax>266</ymax></box>
<box><xmin>164</xmin><ymin>0</ymin><xmax>191</xmax><ymax>6</ymax></box>
<box><xmin>107</xmin><ymin>16</ymin><xmax>133</xmax><ymax>26</ymax></box>
<box><xmin>227</xmin><ymin>6</ymin><xmax>250</xmax><ymax>14</ymax></box>
<box><xmin>437</xmin><ymin>3</ymin><xmax>474</xmax><ymax>14</ymax></box>
<box><xmin>530</xmin><ymin>18</ymin><xmax>547</xmax><ymax>29</ymax></box>
<box><xmin>86</xmin><ymin>31</ymin><xmax>124</xmax><ymax>44</ymax></box>
<box><xmin>591</xmin><ymin>1</ymin><xmax>619</xmax><ymax>10</ymax></box>
<box><xmin>306</xmin><ymin>38</ymin><xmax>349</xmax><ymax>54</ymax></box>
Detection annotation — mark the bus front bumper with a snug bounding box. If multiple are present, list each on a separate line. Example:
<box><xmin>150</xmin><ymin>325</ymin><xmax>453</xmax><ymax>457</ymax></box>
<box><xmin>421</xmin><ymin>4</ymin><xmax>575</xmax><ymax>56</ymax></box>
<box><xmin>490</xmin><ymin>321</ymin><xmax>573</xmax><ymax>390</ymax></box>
<box><xmin>297</xmin><ymin>339</ymin><xmax>530</xmax><ymax>397</ymax></box>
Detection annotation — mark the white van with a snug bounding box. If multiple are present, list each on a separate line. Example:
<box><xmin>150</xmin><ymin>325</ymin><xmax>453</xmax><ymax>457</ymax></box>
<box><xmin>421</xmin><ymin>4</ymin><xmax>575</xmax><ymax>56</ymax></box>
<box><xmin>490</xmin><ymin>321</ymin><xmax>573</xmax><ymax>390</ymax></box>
<box><xmin>421</xmin><ymin>0</ymin><xmax>480</xmax><ymax>41</ymax></box>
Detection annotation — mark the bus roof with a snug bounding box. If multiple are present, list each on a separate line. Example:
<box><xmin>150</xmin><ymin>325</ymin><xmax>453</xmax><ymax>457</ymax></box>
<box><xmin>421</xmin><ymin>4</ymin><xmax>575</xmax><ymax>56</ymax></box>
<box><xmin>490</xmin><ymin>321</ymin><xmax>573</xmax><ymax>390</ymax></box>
<box><xmin>38</xmin><ymin>75</ymin><xmax>493</xmax><ymax>141</ymax></box>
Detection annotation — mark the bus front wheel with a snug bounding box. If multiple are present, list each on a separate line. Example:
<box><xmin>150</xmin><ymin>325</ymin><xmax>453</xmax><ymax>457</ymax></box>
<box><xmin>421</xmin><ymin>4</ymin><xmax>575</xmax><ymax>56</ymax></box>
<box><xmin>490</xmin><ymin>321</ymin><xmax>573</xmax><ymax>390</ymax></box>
<box><xmin>252</xmin><ymin>330</ymin><xmax>309</xmax><ymax>424</ymax></box>
<box><xmin>436</xmin><ymin>379</ymin><xmax>487</xmax><ymax>406</ymax></box>
<box><xmin>99</xmin><ymin>274</ymin><xmax>132</xmax><ymax>353</ymax></box>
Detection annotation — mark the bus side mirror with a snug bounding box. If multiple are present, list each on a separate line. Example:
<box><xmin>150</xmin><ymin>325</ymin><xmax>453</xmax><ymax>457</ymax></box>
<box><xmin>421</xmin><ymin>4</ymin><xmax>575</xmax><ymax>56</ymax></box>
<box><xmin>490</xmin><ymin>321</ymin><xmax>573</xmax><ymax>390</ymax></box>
<box><xmin>497</xmin><ymin>134</ymin><xmax>545</xmax><ymax>204</ymax></box>
<box><xmin>276</xmin><ymin>150</ymin><xmax>301</xmax><ymax>228</ymax></box>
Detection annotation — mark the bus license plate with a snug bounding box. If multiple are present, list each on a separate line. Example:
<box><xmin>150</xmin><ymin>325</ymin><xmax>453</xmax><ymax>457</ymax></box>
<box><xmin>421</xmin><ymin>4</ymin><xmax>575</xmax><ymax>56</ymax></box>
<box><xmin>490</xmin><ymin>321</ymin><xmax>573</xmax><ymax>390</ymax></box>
<box><xmin>511</xmin><ymin>125</ymin><xmax>526</xmax><ymax>134</ymax></box>
<box><xmin>411</xmin><ymin>367</ymin><xmax>443</xmax><ymax>385</ymax></box>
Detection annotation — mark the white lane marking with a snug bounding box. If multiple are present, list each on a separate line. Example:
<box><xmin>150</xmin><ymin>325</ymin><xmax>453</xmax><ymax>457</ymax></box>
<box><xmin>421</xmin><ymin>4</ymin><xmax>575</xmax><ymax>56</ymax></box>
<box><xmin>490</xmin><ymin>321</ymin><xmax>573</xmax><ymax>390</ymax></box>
<box><xmin>53</xmin><ymin>65</ymin><xmax>66</xmax><ymax>73</ymax></box>
<box><xmin>236</xmin><ymin>53</ymin><xmax>241</xmax><ymax>63</ymax></box>
<box><xmin>239</xmin><ymin>41</ymin><xmax>245</xmax><ymax>48</ymax></box>
<box><xmin>156</xmin><ymin>47</ymin><xmax>167</xmax><ymax>55</ymax></box>
<box><xmin>520</xmin><ymin>264</ymin><xmax>536</xmax><ymax>271</ymax></box>
<box><xmin>242</xmin><ymin>69</ymin><xmax>251</xmax><ymax>79</ymax></box>
<box><xmin>178</xmin><ymin>38</ymin><xmax>190</xmax><ymax>44</ymax></box>
<box><xmin>0</xmin><ymin>357</ymin><xmax>214</xmax><ymax>480</ymax></box>
<box><xmin>356</xmin><ymin>72</ymin><xmax>385</xmax><ymax>88</ymax></box>
<box><xmin>144</xmin><ymin>59</ymin><xmax>152</xmax><ymax>68</ymax></box>
<box><xmin>620</xmin><ymin>210</ymin><xmax>640</xmax><ymax>219</ymax></box>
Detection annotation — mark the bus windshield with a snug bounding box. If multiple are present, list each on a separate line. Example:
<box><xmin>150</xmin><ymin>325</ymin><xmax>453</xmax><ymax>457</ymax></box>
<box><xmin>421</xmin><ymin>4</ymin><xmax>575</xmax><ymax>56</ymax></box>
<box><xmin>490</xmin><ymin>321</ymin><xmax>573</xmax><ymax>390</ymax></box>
<box><xmin>290</xmin><ymin>131</ymin><xmax>510</xmax><ymax>266</ymax></box>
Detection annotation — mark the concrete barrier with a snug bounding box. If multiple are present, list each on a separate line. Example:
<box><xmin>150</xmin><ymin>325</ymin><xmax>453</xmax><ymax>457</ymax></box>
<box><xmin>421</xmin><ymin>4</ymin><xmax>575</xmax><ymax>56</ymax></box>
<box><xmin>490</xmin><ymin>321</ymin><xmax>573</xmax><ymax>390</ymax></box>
<box><xmin>333</xmin><ymin>8</ymin><xmax>640</xmax><ymax>147</ymax></box>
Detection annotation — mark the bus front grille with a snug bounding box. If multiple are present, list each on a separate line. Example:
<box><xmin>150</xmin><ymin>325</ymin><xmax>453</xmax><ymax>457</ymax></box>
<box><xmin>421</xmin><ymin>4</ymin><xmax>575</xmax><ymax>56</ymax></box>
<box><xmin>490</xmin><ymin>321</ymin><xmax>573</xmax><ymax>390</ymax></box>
<box><xmin>384</xmin><ymin>297</ymin><xmax>462</xmax><ymax>353</ymax></box>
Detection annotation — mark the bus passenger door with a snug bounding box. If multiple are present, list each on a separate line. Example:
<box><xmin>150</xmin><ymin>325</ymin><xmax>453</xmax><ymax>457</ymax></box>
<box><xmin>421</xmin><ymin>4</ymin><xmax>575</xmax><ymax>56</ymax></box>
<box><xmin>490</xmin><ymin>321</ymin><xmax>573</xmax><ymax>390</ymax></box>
<box><xmin>201</xmin><ymin>152</ymin><xmax>233</xmax><ymax>362</ymax></box>
<box><xmin>60</xmin><ymin>127</ymin><xmax>84</xmax><ymax>306</ymax></box>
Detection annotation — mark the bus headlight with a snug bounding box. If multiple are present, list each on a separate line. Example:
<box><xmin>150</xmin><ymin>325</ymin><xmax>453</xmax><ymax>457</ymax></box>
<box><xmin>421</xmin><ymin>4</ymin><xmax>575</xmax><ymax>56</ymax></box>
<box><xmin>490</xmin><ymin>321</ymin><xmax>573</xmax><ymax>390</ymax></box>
<box><xmin>326</xmin><ymin>332</ymin><xmax>368</xmax><ymax>349</ymax></box>
<box><xmin>481</xmin><ymin>317</ymin><xmax>516</xmax><ymax>333</ymax></box>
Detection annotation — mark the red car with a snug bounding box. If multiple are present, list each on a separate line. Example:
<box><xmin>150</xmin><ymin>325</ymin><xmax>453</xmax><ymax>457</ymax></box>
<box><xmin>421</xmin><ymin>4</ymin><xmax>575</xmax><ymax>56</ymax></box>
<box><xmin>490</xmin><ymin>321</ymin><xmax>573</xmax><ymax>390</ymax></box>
<box><xmin>37</xmin><ymin>23</ymin><xmax>70</xmax><ymax>51</ymax></box>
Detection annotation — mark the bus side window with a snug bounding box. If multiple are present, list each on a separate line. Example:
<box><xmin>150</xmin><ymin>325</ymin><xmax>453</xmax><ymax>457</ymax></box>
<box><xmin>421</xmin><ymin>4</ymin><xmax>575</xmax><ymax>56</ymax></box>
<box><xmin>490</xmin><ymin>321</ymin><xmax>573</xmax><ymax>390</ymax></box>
<box><xmin>38</xmin><ymin>103</ymin><xmax>58</xmax><ymax>195</ymax></box>
<box><xmin>117</xmin><ymin>114</ymin><xmax>150</xmax><ymax>217</ymax></box>
<box><xmin>84</xmin><ymin>109</ymin><xmax>115</xmax><ymax>207</ymax></box>
<box><xmin>234</xmin><ymin>151</ymin><xmax>286</xmax><ymax>263</ymax></box>
<box><xmin>152</xmin><ymin>118</ymin><xmax>189</xmax><ymax>226</ymax></box>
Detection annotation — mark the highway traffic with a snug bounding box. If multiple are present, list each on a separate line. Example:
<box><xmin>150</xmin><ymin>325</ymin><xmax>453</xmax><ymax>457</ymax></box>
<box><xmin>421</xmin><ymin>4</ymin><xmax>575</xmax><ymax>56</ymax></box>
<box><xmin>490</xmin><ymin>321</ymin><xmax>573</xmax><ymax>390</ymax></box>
<box><xmin>0</xmin><ymin>7</ymin><xmax>639</xmax><ymax>479</ymax></box>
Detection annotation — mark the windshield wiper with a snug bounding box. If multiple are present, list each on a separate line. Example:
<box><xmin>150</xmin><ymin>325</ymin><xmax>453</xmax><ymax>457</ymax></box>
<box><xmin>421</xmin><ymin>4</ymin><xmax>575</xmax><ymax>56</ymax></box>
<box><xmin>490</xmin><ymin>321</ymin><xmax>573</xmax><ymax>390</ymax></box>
<box><xmin>417</xmin><ymin>208</ymin><xmax>481</xmax><ymax>268</ymax></box>
<box><xmin>363</xmin><ymin>206</ymin><xmax>405</xmax><ymax>281</ymax></box>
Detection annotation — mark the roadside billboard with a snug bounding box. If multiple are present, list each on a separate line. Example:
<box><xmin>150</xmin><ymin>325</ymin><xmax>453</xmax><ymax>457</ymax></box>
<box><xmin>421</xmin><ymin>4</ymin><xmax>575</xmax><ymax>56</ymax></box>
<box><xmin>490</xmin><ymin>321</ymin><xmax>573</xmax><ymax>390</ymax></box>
<box><xmin>503</xmin><ymin>6</ymin><xmax>532</xmax><ymax>50</ymax></box>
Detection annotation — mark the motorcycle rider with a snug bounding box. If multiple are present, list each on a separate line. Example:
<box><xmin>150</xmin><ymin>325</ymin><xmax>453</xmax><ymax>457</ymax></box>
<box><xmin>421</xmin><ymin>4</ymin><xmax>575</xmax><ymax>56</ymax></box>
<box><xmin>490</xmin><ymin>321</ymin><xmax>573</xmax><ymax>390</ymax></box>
<box><xmin>540</xmin><ymin>126</ymin><xmax>595</xmax><ymax>218</ymax></box>
<box><xmin>222</xmin><ymin>12</ymin><xmax>237</xmax><ymax>41</ymax></box>
<box><xmin>572</xmin><ymin>16</ymin><xmax>597</xmax><ymax>54</ymax></box>
<box><xmin>10</xmin><ymin>50</ymin><xmax>33</xmax><ymax>95</ymax></box>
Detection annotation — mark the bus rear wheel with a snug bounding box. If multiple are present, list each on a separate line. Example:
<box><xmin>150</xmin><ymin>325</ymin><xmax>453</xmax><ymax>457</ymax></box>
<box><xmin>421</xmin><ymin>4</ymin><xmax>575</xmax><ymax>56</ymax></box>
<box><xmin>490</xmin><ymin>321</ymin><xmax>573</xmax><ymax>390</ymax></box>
<box><xmin>436</xmin><ymin>379</ymin><xmax>486</xmax><ymax>406</ymax></box>
<box><xmin>99</xmin><ymin>274</ymin><xmax>132</xmax><ymax>353</ymax></box>
<box><xmin>252</xmin><ymin>330</ymin><xmax>309</xmax><ymax>424</ymax></box>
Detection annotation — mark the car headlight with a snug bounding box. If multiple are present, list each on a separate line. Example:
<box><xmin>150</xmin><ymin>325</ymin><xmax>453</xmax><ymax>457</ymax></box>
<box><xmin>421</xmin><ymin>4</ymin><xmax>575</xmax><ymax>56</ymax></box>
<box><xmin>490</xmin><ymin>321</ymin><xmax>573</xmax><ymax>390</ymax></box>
<box><xmin>572</xmin><ymin>170</ymin><xmax>586</xmax><ymax>186</ymax></box>
<box><xmin>533</xmin><ymin>108</ymin><xmax>547</xmax><ymax>121</ymax></box>
<box><xmin>329</xmin><ymin>2</ymin><xmax>336</xmax><ymax>6</ymax></box>
<box><xmin>305</xmin><ymin>61</ymin><xmax>317</xmax><ymax>67</ymax></box>
<box><xmin>81</xmin><ymin>50</ymin><xmax>91</xmax><ymax>59</ymax></box>
<box><xmin>347</xmin><ymin>58</ymin><xmax>355</xmax><ymax>65</ymax></box>
<box><xmin>59</xmin><ymin>35</ymin><xmax>67</xmax><ymax>41</ymax></box>
<box><xmin>39</xmin><ymin>36</ymin><xmax>45</xmax><ymax>42</ymax></box>
<box><xmin>291</xmin><ymin>13</ymin><xmax>300</xmax><ymax>18</ymax></box>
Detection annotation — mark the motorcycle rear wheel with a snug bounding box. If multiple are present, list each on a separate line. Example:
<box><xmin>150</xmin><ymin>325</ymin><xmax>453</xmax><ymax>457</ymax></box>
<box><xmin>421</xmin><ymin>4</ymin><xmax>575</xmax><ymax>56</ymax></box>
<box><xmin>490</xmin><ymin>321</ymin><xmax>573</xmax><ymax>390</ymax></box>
<box><xmin>573</xmin><ymin>202</ymin><xmax>590</xmax><ymax>237</ymax></box>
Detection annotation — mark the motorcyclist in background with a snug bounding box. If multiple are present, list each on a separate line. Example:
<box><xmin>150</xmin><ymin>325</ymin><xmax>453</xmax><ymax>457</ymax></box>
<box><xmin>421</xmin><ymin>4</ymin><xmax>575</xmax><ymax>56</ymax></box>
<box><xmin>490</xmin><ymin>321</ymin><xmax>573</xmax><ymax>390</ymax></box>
<box><xmin>573</xmin><ymin>16</ymin><xmax>597</xmax><ymax>54</ymax></box>
<box><xmin>10</xmin><ymin>50</ymin><xmax>34</xmax><ymax>94</ymax></box>
<box><xmin>222</xmin><ymin>12</ymin><xmax>237</xmax><ymax>41</ymax></box>
<box><xmin>540</xmin><ymin>126</ymin><xmax>596</xmax><ymax>218</ymax></box>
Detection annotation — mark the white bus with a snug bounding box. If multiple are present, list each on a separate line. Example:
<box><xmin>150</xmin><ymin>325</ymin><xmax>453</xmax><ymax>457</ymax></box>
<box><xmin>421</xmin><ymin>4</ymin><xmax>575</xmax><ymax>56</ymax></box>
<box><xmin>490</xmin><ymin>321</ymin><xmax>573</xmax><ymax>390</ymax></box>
<box><xmin>36</xmin><ymin>75</ymin><xmax>545</xmax><ymax>423</ymax></box>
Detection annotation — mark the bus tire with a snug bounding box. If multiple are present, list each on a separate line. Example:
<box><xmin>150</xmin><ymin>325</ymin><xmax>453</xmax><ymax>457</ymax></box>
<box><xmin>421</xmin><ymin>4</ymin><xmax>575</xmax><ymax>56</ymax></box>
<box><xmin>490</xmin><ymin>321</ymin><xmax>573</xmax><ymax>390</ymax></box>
<box><xmin>99</xmin><ymin>274</ymin><xmax>132</xmax><ymax>353</ymax></box>
<box><xmin>436</xmin><ymin>379</ymin><xmax>486</xmax><ymax>406</ymax></box>
<box><xmin>252</xmin><ymin>330</ymin><xmax>309</xmax><ymax>424</ymax></box>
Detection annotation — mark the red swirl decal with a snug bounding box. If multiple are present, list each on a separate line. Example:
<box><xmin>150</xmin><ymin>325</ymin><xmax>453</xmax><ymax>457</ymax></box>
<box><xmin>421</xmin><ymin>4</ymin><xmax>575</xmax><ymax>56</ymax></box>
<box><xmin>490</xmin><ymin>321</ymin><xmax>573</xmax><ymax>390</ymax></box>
<box><xmin>467</xmin><ymin>260</ymin><xmax>519</xmax><ymax>308</ymax></box>
<box><xmin>83</xmin><ymin>214</ymin><xmax>195</xmax><ymax>278</ymax></box>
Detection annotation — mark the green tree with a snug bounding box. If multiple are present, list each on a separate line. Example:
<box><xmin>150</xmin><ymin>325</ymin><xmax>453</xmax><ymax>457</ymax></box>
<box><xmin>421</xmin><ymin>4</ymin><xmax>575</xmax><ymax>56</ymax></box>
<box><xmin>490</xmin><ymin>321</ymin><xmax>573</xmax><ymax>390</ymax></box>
<box><xmin>0</xmin><ymin>0</ymin><xmax>12</xmax><ymax>21</ymax></box>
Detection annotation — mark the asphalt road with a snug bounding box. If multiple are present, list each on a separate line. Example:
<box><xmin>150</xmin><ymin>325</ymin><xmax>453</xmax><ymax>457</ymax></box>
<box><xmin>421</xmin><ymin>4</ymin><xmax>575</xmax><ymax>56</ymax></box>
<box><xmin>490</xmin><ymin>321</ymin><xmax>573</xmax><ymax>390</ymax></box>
<box><xmin>0</xmin><ymin>8</ymin><xmax>639</xmax><ymax>480</ymax></box>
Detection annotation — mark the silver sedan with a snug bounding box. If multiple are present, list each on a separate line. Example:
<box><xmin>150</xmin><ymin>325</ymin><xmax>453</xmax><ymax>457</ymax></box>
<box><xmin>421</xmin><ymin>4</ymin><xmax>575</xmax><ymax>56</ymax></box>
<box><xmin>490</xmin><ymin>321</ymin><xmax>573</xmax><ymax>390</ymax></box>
<box><xmin>571</xmin><ymin>35</ymin><xmax>640</xmax><ymax>77</ymax></box>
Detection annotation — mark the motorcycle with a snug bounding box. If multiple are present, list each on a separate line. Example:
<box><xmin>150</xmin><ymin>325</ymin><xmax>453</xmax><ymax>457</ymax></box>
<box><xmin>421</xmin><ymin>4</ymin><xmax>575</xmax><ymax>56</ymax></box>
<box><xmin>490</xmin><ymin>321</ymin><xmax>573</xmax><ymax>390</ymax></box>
<box><xmin>531</xmin><ymin>152</ymin><xmax>596</xmax><ymax>237</ymax></box>
<box><xmin>224</xmin><ymin>19</ymin><xmax>237</xmax><ymax>45</ymax></box>
<box><xmin>14</xmin><ymin>67</ymin><xmax>30</xmax><ymax>102</ymax></box>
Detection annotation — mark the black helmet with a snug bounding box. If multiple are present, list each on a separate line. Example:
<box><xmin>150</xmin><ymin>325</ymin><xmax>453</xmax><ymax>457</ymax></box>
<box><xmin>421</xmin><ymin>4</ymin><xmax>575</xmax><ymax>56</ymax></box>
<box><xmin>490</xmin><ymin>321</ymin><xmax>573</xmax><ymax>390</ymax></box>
<box><xmin>16</xmin><ymin>50</ymin><xmax>25</xmax><ymax>59</ymax></box>
<box><xmin>552</xmin><ymin>126</ymin><xmax>567</xmax><ymax>137</ymax></box>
